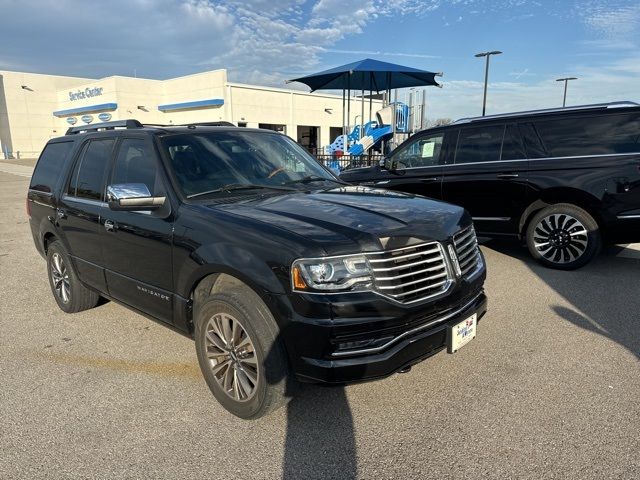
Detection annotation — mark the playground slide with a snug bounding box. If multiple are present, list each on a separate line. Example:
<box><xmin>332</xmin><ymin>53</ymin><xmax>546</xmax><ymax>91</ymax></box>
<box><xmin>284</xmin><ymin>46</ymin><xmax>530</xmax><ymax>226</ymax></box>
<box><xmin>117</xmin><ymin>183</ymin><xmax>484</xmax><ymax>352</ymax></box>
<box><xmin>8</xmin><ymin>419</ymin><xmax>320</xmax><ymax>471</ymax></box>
<box><xmin>326</xmin><ymin>120</ymin><xmax>380</xmax><ymax>154</ymax></box>
<box><xmin>347</xmin><ymin>125</ymin><xmax>392</xmax><ymax>156</ymax></box>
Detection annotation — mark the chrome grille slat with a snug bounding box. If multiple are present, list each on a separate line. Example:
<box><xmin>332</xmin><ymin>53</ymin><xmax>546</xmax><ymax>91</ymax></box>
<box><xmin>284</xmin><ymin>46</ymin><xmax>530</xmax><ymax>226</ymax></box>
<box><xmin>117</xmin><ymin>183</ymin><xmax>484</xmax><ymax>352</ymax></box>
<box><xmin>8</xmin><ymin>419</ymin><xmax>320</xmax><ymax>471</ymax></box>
<box><xmin>376</xmin><ymin>271</ymin><xmax>448</xmax><ymax>290</ymax></box>
<box><xmin>454</xmin><ymin>227</ymin><xmax>474</xmax><ymax>244</ymax></box>
<box><xmin>385</xmin><ymin>279</ymin><xmax>448</xmax><ymax>298</ymax></box>
<box><xmin>366</xmin><ymin>241</ymin><xmax>451</xmax><ymax>303</ymax></box>
<box><xmin>374</xmin><ymin>264</ymin><xmax>446</xmax><ymax>281</ymax></box>
<box><xmin>370</xmin><ymin>255</ymin><xmax>443</xmax><ymax>272</ymax></box>
<box><xmin>456</xmin><ymin>235</ymin><xmax>476</xmax><ymax>252</ymax></box>
<box><xmin>457</xmin><ymin>245</ymin><xmax>477</xmax><ymax>262</ymax></box>
<box><xmin>454</xmin><ymin>226</ymin><xmax>480</xmax><ymax>276</ymax></box>
<box><xmin>367</xmin><ymin>246</ymin><xmax>441</xmax><ymax>263</ymax></box>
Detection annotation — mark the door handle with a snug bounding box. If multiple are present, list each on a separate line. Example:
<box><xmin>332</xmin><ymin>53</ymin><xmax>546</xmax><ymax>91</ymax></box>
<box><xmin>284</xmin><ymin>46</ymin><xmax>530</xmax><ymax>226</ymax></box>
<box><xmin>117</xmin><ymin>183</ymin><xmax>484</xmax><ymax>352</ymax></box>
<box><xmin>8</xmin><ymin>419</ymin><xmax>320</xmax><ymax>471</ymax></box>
<box><xmin>497</xmin><ymin>173</ymin><xmax>519</xmax><ymax>179</ymax></box>
<box><xmin>56</xmin><ymin>208</ymin><xmax>67</xmax><ymax>219</ymax></box>
<box><xmin>420</xmin><ymin>177</ymin><xmax>440</xmax><ymax>183</ymax></box>
<box><xmin>104</xmin><ymin>220</ymin><xmax>116</xmax><ymax>232</ymax></box>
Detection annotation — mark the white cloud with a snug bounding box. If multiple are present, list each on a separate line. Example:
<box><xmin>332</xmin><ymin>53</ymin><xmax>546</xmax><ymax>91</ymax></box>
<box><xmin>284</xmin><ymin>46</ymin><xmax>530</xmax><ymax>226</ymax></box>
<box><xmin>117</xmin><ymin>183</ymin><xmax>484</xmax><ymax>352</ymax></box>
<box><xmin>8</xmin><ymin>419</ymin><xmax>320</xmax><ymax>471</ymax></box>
<box><xmin>577</xmin><ymin>1</ymin><xmax>640</xmax><ymax>40</ymax></box>
<box><xmin>424</xmin><ymin>54</ymin><xmax>640</xmax><ymax>121</ymax></box>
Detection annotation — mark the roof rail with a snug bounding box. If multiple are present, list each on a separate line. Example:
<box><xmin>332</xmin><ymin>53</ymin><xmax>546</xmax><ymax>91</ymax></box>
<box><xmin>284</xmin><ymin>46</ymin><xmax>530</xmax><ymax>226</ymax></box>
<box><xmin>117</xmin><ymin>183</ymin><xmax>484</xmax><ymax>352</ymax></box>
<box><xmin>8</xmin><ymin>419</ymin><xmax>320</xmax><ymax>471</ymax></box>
<box><xmin>139</xmin><ymin>121</ymin><xmax>236</xmax><ymax>129</ymax></box>
<box><xmin>178</xmin><ymin>121</ymin><xmax>236</xmax><ymax>127</ymax></box>
<box><xmin>453</xmin><ymin>101</ymin><xmax>640</xmax><ymax>125</ymax></box>
<box><xmin>65</xmin><ymin>119</ymin><xmax>143</xmax><ymax>135</ymax></box>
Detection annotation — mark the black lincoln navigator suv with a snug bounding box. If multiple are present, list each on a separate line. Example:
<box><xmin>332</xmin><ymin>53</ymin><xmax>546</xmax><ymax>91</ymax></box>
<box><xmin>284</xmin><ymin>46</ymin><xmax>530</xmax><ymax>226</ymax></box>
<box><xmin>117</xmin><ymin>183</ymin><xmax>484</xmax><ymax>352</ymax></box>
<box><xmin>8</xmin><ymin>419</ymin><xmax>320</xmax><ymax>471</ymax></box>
<box><xmin>341</xmin><ymin>102</ymin><xmax>640</xmax><ymax>269</ymax></box>
<box><xmin>28</xmin><ymin>120</ymin><xmax>487</xmax><ymax>419</ymax></box>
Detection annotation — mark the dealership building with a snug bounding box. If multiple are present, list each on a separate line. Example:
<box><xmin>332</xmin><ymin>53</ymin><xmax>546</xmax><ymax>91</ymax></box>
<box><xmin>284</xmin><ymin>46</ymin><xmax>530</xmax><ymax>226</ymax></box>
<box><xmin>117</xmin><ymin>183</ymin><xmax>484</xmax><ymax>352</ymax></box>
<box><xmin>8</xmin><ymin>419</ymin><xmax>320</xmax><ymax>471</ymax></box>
<box><xmin>0</xmin><ymin>69</ymin><xmax>375</xmax><ymax>158</ymax></box>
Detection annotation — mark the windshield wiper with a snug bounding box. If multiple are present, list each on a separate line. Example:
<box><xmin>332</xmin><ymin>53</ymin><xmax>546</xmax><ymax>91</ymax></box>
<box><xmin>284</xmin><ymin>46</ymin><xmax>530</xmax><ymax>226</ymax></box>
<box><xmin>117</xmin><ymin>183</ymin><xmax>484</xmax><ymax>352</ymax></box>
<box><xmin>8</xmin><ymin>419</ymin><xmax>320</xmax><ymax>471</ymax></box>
<box><xmin>187</xmin><ymin>183</ymin><xmax>295</xmax><ymax>199</ymax></box>
<box><xmin>284</xmin><ymin>175</ymin><xmax>346</xmax><ymax>186</ymax></box>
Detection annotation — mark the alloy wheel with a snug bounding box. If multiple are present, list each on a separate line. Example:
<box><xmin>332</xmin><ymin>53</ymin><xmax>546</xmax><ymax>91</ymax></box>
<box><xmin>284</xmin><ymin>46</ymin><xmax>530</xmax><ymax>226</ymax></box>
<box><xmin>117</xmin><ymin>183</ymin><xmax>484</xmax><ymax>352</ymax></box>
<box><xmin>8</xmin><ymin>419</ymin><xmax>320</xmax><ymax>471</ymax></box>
<box><xmin>204</xmin><ymin>313</ymin><xmax>259</xmax><ymax>402</ymax></box>
<box><xmin>51</xmin><ymin>252</ymin><xmax>71</xmax><ymax>303</ymax></box>
<box><xmin>532</xmin><ymin>213</ymin><xmax>588</xmax><ymax>264</ymax></box>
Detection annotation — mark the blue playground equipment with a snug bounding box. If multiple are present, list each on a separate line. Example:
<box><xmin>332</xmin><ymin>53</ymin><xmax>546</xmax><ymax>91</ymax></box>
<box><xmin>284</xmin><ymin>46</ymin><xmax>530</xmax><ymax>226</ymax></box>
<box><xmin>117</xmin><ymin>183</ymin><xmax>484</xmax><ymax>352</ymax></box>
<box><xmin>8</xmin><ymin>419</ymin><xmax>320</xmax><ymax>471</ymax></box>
<box><xmin>326</xmin><ymin>103</ymin><xmax>409</xmax><ymax>156</ymax></box>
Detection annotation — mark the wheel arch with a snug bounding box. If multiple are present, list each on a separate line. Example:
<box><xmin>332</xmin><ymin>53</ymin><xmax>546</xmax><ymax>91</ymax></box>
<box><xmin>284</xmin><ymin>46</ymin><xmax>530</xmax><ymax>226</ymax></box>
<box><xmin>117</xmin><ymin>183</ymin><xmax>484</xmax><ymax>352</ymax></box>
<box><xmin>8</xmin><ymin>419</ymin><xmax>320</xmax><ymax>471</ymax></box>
<box><xmin>519</xmin><ymin>187</ymin><xmax>604</xmax><ymax>236</ymax></box>
<box><xmin>185</xmin><ymin>267</ymin><xmax>288</xmax><ymax>335</ymax></box>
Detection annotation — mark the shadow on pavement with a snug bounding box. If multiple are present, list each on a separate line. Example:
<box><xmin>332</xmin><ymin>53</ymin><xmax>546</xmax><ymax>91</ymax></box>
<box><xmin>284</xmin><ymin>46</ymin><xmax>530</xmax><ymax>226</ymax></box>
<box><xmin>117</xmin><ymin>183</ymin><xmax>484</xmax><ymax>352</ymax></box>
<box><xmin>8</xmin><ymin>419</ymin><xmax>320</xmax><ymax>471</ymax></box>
<box><xmin>281</xmin><ymin>384</ymin><xmax>356</xmax><ymax>480</ymax></box>
<box><xmin>483</xmin><ymin>238</ymin><xmax>640</xmax><ymax>359</ymax></box>
<box><xmin>265</xmin><ymin>331</ymin><xmax>358</xmax><ymax>480</ymax></box>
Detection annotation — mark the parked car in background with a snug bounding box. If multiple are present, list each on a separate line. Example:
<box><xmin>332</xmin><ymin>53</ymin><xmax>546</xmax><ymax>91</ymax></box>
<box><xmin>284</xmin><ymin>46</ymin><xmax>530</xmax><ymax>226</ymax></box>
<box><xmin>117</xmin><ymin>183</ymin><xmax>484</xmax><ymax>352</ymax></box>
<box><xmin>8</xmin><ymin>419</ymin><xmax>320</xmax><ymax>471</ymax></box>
<box><xmin>27</xmin><ymin>120</ymin><xmax>487</xmax><ymax>419</ymax></box>
<box><xmin>341</xmin><ymin>102</ymin><xmax>640</xmax><ymax>269</ymax></box>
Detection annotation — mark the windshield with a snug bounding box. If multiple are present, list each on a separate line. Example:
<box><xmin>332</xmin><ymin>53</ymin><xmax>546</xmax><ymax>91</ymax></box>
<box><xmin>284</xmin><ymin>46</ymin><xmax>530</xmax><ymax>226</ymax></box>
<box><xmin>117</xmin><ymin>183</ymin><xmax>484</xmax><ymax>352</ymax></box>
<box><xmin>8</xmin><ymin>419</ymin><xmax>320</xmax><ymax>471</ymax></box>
<box><xmin>160</xmin><ymin>131</ymin><xmax>337</xmax><ymax>197</ymax></box>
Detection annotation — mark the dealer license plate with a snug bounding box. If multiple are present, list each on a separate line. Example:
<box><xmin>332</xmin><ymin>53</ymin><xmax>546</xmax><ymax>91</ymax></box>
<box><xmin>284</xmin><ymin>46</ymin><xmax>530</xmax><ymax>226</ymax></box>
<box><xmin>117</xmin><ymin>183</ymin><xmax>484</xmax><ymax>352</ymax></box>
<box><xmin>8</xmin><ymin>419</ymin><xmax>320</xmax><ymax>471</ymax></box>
<box><xmin>448</xmin><ymin>313</ymin><xmax>477</xmax><ymax>353</ymax></box>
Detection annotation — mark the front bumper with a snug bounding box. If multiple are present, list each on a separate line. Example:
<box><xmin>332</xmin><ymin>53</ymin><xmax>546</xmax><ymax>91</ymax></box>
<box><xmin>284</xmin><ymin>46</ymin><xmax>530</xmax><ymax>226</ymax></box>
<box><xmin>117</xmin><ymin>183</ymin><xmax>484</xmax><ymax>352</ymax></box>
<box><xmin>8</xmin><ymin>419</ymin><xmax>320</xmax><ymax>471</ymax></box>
<box><xmin>272</xmin><ymin>258</ymin><xmax>487</xmax><ymax>384</ymax></box>
<box><xmin>292</xmin><ymin>291</ymin><xmax>487</xmax><ymax>384</ymax></box>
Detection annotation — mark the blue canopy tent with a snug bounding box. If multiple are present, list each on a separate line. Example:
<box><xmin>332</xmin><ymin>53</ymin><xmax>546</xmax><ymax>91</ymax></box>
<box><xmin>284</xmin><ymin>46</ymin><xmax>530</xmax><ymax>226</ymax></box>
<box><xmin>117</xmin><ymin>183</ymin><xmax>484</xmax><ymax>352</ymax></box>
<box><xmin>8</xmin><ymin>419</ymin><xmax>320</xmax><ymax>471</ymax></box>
<box><xmin>287</xmin><ymin>58</ymin><xmax>442</xmax><ymax>155</ymax></box>
<box><xmin>287</xmin><ymin>58</ymin><xmax>441</xmax><ymax>92</ymax></box>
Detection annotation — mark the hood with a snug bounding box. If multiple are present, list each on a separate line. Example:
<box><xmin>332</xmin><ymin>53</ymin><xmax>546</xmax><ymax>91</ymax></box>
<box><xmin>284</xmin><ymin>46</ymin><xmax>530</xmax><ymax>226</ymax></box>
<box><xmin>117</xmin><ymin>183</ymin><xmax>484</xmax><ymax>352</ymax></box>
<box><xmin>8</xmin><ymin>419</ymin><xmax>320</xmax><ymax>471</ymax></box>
<box><xmin>199</xmin><ymin>186</ymin><xmax>469</xmax><ymax>256</ymax></box>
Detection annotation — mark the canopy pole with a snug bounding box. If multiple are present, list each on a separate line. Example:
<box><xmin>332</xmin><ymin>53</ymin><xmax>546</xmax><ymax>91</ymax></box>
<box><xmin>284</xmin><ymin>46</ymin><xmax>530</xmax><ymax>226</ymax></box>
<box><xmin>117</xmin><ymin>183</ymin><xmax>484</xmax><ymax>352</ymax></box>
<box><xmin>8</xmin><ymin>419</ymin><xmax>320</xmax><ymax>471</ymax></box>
<box><xmin>342</xmin><ymin>87</ymin><xmax>346</xmax><ymax>137</ymax></box>
<box><xmin>360</xmin><ymin>86</ymin><xmax>365</xmax><ymax>141</ymax></box>
<box><xmin>346</xmin><ymin>74</ymin><xmax>351</xmax><ymax>153</ymax></box>
<box><xmin>368</xmin><ymin>72</ymin><xmax>373</xmax><ymax>125</ymax></box>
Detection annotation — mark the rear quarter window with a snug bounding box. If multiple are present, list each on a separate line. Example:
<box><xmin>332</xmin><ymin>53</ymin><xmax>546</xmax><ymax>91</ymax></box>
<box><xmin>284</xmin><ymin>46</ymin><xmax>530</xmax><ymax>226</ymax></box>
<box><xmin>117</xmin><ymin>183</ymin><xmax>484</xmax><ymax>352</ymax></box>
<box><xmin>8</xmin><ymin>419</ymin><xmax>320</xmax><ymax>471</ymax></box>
<box><xmin>29</xmin><ymin>142</ymin><xmax>74</xmax><ymax>193</ymax></box>
<box><xmin>534</xmin><ymin>113</ymin><xmax>640</xmax><ymax>157</ymax></box>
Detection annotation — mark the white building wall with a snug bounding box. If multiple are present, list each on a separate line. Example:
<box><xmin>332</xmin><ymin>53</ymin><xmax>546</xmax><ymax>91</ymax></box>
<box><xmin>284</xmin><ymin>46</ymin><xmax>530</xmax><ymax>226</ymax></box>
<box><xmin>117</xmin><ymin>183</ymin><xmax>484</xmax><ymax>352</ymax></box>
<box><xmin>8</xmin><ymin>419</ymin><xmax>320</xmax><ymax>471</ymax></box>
<box><xmin>0</xmin><ymin>70</ymin><xmax>91</xmax><ymax>158</ymax></box>
<box><xmin>1</xmin><ymin>68</ymin><xmax>383</xmax><ymax>159</ymax></box>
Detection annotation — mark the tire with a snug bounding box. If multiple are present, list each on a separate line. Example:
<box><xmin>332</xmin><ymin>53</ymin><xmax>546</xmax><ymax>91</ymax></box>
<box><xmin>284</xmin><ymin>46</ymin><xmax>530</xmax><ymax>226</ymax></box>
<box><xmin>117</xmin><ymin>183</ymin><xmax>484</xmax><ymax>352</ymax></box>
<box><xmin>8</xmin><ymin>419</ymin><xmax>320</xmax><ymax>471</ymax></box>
<box><xmin>46</xmin><ymin>240</ymin><xmax>100</xmax><ymax>313</ymax></box>
<box><xmin>194</xmin><ymin>288</ymin><xmax>292</xmax><ymax>419</ymax></box>
<box><xmin>526</xmin><ymin>203</ymin><xmax>602</xmax><ymax>270</ymax></box>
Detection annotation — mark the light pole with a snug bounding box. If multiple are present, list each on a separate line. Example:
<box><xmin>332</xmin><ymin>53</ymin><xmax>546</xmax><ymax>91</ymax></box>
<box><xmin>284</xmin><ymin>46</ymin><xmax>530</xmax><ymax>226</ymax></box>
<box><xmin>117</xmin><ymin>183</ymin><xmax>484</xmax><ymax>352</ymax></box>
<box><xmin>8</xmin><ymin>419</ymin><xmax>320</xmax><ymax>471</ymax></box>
<box><xmin>556</xmin><ymin>77</ymin><xmax>578</xmax><ymax>107</ymax></box>
<box><xmin>475</xmin><ymin>50</ymin><xmax>502</xmax><ymax>116</ymax></box>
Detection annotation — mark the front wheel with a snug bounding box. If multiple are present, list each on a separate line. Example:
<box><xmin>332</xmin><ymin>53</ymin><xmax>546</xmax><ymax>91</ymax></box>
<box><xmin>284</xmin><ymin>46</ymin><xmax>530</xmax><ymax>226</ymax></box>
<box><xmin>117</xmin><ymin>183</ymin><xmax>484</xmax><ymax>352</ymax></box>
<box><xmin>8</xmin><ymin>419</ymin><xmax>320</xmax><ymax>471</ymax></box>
<box><xmin>194</xmin><ymin>288</ymin><xmax>292</xmax><ymax>419</ymax></box>
<box><xmin>526</xmin><ymin>203</ymin><xmax>601</xmax><ymax>270</ymax></box>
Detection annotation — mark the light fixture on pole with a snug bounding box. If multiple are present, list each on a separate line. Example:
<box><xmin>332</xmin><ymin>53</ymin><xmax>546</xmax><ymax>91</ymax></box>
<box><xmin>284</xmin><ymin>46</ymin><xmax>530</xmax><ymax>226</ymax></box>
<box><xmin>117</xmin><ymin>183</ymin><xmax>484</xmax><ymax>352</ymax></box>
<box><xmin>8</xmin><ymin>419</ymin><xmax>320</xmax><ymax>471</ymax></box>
<box><xmin>556</xmin><ymin>77</ymin><xmax>578</xmax><ymax>107</ymax></box>
<box><xmin>475</xmin><ymin>50</ymin><xmax>502</xmax><ymax>116</ymax></box>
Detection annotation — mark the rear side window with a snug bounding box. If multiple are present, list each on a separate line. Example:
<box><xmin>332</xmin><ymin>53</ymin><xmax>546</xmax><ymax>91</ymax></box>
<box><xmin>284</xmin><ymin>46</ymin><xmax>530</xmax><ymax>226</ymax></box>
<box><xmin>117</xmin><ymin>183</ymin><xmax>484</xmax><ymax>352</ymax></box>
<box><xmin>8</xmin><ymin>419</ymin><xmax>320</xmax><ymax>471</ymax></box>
<box><xmin>30</xmin><ymin>142</ymin><xmax>74</xmax><ymax>193</ymax></box>
<box><xmin>501</xmin><ymin>124</ymin><xmax>526</xmax><ymax>160</ymax></box>
<box><xmin>67</xmin><ymin>139</ymin><xmax>115</xmax><ymax>201</ymax></box>
<box><xmin>519</xmin><ymin>123</ymin><xmax>547</xmax><ymax>158</ymax></box>
<box><xmin>455</xmin><ymin>125</ymin><xmax>504</xmax><ymax>163</ymax></box>
<box><xmin>534</xmin><ymin>113</ymin><xmax>640</xmax><ymax>157</ymax></box>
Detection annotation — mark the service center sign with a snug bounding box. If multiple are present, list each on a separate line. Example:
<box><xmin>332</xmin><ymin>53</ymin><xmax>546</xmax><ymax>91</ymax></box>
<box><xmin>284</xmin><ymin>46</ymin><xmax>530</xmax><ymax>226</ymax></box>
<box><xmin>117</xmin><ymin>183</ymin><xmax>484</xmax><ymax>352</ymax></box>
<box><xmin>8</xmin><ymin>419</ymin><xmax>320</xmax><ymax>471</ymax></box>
<box><xmin>68</xmin><ymin>87</ymin><xmax>103</xmax><ymax>101</ymax></box>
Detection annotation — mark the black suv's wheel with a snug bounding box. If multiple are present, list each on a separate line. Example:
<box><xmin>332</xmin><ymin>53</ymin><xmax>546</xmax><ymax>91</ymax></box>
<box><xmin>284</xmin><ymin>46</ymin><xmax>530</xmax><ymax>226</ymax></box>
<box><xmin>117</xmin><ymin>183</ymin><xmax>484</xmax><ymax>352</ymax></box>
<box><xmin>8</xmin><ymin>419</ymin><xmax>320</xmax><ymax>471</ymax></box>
<box><xmin>46</xmin><ymin>240</ymin><xmax>100</xmax><ymax>312</ymax></box>
<box><xmin>194</xmin><ymin>288</ymin><xmax>291</xmax><ymax>419</ymax></box>
<box><xmin>526</xmin><ymin>203</ymin><xmax>601</xmax><ymax>270</ymax></box>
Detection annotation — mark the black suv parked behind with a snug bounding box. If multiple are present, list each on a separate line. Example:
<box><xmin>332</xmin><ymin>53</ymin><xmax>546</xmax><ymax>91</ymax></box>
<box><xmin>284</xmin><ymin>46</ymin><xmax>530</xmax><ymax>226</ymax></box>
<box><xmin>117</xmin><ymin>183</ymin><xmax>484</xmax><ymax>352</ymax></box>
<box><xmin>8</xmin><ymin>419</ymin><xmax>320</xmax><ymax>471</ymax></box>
<box><xmin>341</xmin><ymin>102</ymin><xmax>640</xmax><ymax>269</ymax></box>
<box><xmin>28</xmin><ymin>120</ymin><xmax>487</xmax><ymax>419</ymax></box>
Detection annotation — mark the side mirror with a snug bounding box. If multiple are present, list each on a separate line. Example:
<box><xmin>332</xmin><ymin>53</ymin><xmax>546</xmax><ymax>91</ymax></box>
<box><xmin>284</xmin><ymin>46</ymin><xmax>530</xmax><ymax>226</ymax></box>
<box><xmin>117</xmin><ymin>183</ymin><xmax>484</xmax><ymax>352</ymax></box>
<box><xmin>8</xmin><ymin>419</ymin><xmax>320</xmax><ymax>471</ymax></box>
<box><xmin>382</xmin><ymin>158</ymin><xmax>398</xmax><ymax>171</ymax></box>
<box><xmin>106</xmin><ymin>183</ymin><xmax>165</xmax><ymax>211</ymax></box>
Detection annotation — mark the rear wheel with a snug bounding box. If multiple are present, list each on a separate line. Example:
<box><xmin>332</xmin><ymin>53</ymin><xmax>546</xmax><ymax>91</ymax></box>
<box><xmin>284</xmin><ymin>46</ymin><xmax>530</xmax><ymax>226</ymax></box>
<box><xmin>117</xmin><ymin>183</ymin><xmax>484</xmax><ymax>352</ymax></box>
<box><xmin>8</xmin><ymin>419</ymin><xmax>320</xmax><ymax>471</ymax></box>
<box><xmin>526</xmin><ymin>203</ymin><xmax>601</xmax><ymax>270</ymax></box>
<box><xmin>46</xmin><ymin>240</ymin><xmax>100</xmax><ymax>312</ymax></box>
<box><xmin>194</xmin><ymin>287</ymin><xmax>292</xmax><ymax>419</ymax></box>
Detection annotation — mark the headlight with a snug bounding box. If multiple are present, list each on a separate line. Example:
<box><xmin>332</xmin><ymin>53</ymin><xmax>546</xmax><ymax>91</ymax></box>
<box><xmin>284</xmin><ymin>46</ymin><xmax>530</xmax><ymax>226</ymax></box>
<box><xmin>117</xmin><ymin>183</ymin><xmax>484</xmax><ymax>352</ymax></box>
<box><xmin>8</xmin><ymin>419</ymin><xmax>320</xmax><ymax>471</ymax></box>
<box><xmin>292</xmin><ymin>254</ymin><xmax>372</xmax><ymax>292</ymax></box>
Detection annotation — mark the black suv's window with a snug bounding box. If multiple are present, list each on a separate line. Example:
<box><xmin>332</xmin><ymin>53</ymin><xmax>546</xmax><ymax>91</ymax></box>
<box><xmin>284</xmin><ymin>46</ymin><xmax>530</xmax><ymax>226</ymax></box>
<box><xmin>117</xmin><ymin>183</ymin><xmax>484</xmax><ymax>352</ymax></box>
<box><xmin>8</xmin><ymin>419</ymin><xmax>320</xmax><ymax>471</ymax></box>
<box><xmin>111</xmin><ymin>138</ymin><xmax>160</xmax><ymax>196</ymax></box>
<box><xmin>392</xmin><ymin>132</ymin><xmax>445</xmax><ymax>168</ymax></box>
<box><xmin>519</xmin><ymin>123</ymin><xmax>547</xmax><ymax>158</ymax></box>
<box><xmin>161</xmin><ymin>131</ymin><xmax>335</xmax><ymax>197</ymax></box>
<box><xmin>455</xmin><ymin>125</ymin><xmax>504</xmax><ymax>163</ymax></box>
<box><xmin>501</xmin><ymin>124</ymin><xmax>526</xmax><ymax>160</ymax></box>
<box><xmin>534</xmin><ymin>113</ymin><xmax>640</xmax><ymax>157</ymax></box>
<box><xmin>67</xmin><ymin>139</ymin><xmax>114</xmax><ymax>201</ymax></box>
<box><xmin>30</xmin><ymin>142</ymin><xmax>74</xmax><ymax>193</ymax></box>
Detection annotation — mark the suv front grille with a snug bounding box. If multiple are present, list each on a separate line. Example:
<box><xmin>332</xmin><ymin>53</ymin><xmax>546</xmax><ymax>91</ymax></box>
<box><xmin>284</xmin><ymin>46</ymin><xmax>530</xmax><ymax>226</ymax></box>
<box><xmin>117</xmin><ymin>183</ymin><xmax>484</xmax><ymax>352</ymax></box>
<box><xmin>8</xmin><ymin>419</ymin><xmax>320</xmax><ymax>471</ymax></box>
<box><xmin>367</xmin><ymin>242</ymin><xmax>450</xmax><ymax>303</ymax></box>
<box><xmin>453</xmin><ymin>226</ymin><xmax>480</xmax><ymax>276</ymax></box>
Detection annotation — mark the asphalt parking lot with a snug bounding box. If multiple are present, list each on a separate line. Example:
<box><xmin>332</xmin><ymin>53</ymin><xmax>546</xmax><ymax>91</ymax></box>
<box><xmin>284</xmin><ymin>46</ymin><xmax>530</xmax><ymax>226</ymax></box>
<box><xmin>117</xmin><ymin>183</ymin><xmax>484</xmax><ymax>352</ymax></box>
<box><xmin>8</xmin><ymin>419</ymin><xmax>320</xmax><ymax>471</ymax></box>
<box><xmin>1</xmin><ymin>163</ymin><xmax>639</xmax><ymax>479</ymax></box>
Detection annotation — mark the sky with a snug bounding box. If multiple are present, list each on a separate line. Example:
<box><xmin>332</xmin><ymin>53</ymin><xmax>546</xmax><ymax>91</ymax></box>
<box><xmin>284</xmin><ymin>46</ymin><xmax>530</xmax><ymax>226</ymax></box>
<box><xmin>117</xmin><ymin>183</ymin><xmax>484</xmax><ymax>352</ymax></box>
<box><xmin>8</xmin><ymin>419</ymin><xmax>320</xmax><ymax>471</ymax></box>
<box><xmin>1</xmin><ymin>0</ymin><xmax>639</xmax><ymax>120</ymax></box>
